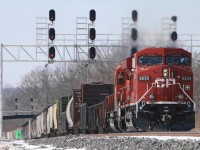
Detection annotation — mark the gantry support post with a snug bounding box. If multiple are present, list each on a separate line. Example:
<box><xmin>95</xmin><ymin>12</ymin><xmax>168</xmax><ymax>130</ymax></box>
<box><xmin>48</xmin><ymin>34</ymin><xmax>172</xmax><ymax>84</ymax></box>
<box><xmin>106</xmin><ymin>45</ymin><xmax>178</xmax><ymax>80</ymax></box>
<box><xmin>0</xmin><ymin>44</ymin><xmax>3</xmax><ymax>137</ymax></box>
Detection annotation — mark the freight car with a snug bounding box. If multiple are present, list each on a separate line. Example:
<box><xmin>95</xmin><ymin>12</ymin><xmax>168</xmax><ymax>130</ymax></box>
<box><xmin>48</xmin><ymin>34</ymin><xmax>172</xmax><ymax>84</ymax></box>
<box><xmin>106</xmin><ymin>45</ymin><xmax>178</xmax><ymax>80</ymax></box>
<box><xmin>5</xmin><ymin>83</ymin><xmax>114</xmax><ymax>139</ymax></box>
<box><xmin>67</xmin><ymin>83</ymin><xmax>114</xmax><ymax>133</ymax></box>
<box><xmin>5</xmin><ymin>96</ymin><xmax>71</xmax><ymax>140</ymax></box>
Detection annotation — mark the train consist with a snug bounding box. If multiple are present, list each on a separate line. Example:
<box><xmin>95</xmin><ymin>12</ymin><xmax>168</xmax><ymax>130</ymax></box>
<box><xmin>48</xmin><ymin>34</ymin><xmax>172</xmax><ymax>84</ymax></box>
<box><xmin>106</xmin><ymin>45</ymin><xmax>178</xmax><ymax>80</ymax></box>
<box><xmin>3</xmin><ymin>9</ymin><xmax>195</xmax><ymax>140</ymax></box>
<box><xmin>5</xmin><ymin>46</ymin><xmax>195</xmax><ymax>140</ymax></box>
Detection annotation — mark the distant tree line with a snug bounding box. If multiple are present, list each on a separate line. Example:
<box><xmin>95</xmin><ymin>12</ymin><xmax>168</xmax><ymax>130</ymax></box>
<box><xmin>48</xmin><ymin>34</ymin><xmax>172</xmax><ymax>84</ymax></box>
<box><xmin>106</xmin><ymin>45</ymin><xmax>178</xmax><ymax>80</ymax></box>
<box><xmin>3</xmin><ymin>46</ymin><xmax>129</xmax><ymax>113</ymax></box>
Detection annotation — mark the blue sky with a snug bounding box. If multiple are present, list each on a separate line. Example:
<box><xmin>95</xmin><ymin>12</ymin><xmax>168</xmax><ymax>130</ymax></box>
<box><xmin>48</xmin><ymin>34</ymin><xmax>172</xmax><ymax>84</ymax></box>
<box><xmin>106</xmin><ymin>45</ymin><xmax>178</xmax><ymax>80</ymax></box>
<box><xmin>0</xmin><ymin>0</ymin><xmax>199</xmax><ymax>86</ymax></box>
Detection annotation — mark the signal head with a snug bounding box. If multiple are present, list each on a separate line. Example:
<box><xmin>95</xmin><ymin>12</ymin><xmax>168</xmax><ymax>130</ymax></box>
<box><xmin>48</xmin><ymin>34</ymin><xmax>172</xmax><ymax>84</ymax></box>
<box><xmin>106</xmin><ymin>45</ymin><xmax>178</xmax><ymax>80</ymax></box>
<box><xmin>89</xmin><ymin>9</ymin><xmax>96</xmax><ymax>22</ymax></box>
<box><xmin>49</xmin><ymin>47</ymin><xmax>55</xmax><ymax>59</ymax></box>
<box><xmin>131</xmin><ymin>28</ymin><xmax>138</xmax><ymax>41</ymax></box>
<box><xmin>89</xmin><ymin>28</ymin><xmax>96</xmax><ymax>40</ymax></box>
<box><xmin>132</xmin><ymin>10</ymin><xmax>138</xmax><ymax>22</ymax></box>
<box><xmin>89</xmin><ymin>47</ymin><xmax>96</xmax><ymax>59</ymax></box>
<box><xmin>171</xmin><ymin>31</ymin><xmax>178</xmax><ymax>41</ymax></box>
<box><xmin>171</xmin><ymin>16</ymin><xmax>177</xmax><ymax>22</ymax></box>
<box><xmin>49</xmin><ymin>9</ymin><xmax>55</xmax><ymax>22</ymax></box>
<box><xmin>49</xmin><ymin>28</ymin><xmax>55</xmax><ymax>40</ymax></box>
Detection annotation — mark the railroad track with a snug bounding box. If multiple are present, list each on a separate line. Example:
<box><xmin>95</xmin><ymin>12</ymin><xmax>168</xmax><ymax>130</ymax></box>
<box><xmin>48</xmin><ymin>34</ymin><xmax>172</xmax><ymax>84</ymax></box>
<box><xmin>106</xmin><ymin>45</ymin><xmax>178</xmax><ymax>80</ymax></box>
<box><xmin>91</xmin><ymin>132</ymin><xmax>200</xmax><ymax>137</ymax></box>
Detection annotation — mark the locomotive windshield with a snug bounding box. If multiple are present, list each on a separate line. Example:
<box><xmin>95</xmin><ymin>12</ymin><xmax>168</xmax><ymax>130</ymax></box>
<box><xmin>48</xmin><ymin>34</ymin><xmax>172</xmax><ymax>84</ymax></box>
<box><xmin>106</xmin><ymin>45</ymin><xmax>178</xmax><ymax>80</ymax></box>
<box><xmin>138</xmin><ymin>56</ymin><xmax>162</xmax><ymax>65</ymax></box>
<box><xmin>166</xmin><ymin>56</ymin><xmax>190</xmax><ymax>66</ymax></box>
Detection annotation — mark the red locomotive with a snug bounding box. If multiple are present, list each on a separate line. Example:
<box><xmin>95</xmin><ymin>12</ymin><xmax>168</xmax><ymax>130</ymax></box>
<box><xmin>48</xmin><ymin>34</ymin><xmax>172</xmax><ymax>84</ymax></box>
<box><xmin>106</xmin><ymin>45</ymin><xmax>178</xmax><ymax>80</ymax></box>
<box><xmin>104</xmin><ymin>47</ymin><xmax>195</xmax><ymax>132</ymax></box>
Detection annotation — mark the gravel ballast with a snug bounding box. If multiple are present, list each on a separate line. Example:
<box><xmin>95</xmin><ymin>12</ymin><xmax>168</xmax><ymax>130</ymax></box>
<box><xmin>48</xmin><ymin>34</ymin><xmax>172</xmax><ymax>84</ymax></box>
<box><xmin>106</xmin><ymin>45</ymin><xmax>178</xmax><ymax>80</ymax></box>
<box><xmin>26</xmin><ymin>134</ymin><xmax>200</xmax><ymax>150</ymax></box>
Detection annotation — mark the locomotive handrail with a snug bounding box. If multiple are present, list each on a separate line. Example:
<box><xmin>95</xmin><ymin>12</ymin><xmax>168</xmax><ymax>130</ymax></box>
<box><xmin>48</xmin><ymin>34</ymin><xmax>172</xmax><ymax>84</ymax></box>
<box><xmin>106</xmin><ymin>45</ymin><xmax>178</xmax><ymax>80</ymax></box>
<box><xmin>137</xmin><ymin>83</ymin><xmax>156</xmax><ymax>104</ymax></box>
<box><xmin>119</xmin><ymin>86</ymin><xmax>130</xmax><ymax>90</ymax></box>
<box><xmin>122</xmin><ymin>98</ymin><xmax>130</xmax><ymax>106</ymax></box>
<box><xmin>135</xmin><ymin>83</ymin><xmax>155</xmax><ymax>118</ymax></box>
<box><xmin>87</xmin><ymin>101</ymin><xmax>105</xmax><ymax>109</ymax></box>
<box><xmin>177</xmin><ymin>83</ymin><xmax>196</xmax><ymax>111</ymax></box>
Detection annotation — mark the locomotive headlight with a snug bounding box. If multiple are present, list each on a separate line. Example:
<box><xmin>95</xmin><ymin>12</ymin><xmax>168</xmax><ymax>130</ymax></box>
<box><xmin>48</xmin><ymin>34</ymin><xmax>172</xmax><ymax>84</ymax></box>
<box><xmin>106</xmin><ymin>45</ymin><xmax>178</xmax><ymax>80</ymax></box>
<box><xmin>178</xmin><ymin>94</ymin><xmax>184</xmax><ymax>100</ymax></box>
<box><xmin>149</xmin><ymin>94</ymin><xmax>155</xmax><ymax>101</ymax></box>
<box><xmin>163</xmin><ymin>68</ymin><xmax>168</xmax><ymax>77</ymax></box>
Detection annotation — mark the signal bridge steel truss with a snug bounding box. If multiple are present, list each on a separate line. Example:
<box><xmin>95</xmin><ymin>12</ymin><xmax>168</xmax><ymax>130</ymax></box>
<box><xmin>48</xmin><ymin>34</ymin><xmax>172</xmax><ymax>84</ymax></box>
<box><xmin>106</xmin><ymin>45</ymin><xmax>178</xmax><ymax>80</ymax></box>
<box><xmin>2</xmin><ymin>34</ymin><xmax>200</xmax><ymax>63</ymax></box>
<box><xmin>2</xmin><ymin>36</ymin><xmax>123</xmax><ymax>63</ymax></box>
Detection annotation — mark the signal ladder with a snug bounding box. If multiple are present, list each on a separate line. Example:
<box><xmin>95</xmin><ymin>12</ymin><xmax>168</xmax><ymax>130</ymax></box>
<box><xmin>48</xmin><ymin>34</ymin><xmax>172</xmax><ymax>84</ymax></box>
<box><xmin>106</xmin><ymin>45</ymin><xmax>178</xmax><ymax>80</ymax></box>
<box><xmin>76</xmin><ymin>17</ymin><xmax>89</xmax><ymax>60</ymax></box>
<box><xmin>121</xmin><ymin>17</ymin><xmax>132</xmax><ymax>48</ymax></box>
<box><xmin>36</xmin><ymin>17</ymin><xmax>48</xmax><ymax>45</ymax></box>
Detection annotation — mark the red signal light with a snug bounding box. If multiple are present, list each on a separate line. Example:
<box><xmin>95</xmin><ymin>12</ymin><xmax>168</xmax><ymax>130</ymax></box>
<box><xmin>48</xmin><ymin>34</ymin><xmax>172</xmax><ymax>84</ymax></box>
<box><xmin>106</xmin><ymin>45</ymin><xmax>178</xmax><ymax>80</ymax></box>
<box><xmin>50</xmin><ymin>54</ymin><xmax>54</xmax><ymax>58</ymax></box>
<box><xmin>49</xmin><ymin>47</ymin><xmax>55</xmax><ymax>59</ymax></box>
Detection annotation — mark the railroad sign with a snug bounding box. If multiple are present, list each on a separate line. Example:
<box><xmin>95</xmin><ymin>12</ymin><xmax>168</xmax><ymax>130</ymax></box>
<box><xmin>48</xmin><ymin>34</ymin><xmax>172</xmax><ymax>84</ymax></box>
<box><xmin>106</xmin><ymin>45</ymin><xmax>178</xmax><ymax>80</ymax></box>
<box><xmin>185</xmin><ymin>85</ymin><xmax>190</xmax><ymax>90</ymax></box>
<box><xmin>16</xmin><ymin>130</ymin><xmax>22</xmax><ymax>140</ymax></box>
